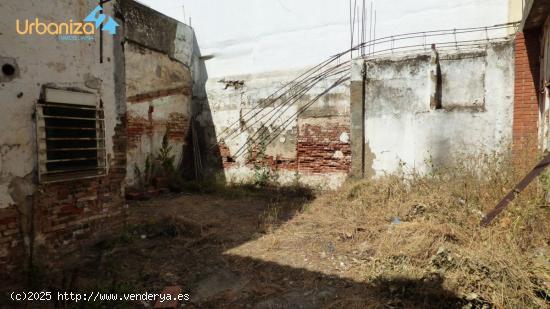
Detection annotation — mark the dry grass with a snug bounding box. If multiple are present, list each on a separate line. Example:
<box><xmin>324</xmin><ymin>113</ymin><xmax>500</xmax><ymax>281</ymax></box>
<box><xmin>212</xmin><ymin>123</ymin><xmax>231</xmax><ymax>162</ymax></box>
<box><xmin>15</xmin><ymin>151</ymin><xmax>547</xmax><ymax>308</ymax></box>
<box><xmin>291</xmin><ymin>151</ymin><xmax>550</xmax><ymax>308</ymax></box>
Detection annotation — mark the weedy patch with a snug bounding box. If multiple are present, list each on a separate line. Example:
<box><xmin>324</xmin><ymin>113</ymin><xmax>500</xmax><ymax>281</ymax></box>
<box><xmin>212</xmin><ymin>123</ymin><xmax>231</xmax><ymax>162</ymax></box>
<box><xmin>296</xmin><ymin>152</ymin><xmax>550</xmax><ymax>308</ymax></box>
<box><xmin>11</xmin><ymin>152</ymin><xmax>548</xmax><ymax>308</ymax></box>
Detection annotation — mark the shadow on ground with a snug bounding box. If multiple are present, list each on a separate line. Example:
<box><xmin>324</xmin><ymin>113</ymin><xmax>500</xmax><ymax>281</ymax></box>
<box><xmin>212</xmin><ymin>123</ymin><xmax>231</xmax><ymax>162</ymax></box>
<box><xmin>3</xmin><ymin>185</ymin><xmax>466</xmax><ymax>308</ymax></box>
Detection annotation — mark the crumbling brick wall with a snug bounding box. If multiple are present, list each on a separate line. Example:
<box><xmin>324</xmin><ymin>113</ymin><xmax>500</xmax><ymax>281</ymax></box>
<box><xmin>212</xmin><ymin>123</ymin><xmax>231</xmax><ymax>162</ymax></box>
<box><xmin>297</xmin><ymin>120</ymin><xmax>351</xmax><ymax>174</ymax></box>
<box><xmin>126</xmin><ymin>112</ymin><xmax>189</xmax><ymax>149</ymax></box>
<box><xmin>208</xmin><ymin>69</ymin><xmax>351</xmax><ymax>187</ymax></box>
<box><xmin>0</xmin><ymin>0</ymin><xmax>128</xmax><ymax>274</ymax></box>
<box><xmin>124</xmin><ymin>42</ymin><xmax>193</xmax><ymax>187</ymax></box>
<box><xmin>0</xmin><ymin>207</ymin><xmax>23</xmax><ymax>271</ymax></box>
<box><xmin>218</xmin><ymin>119</ymin><xmax>351</xmax><ymax>175</ymax></box>
<box><xmin>35</xmin><ymin>117</ymin><xmax>127</xmax><ymax>267</ymax></box>
<box><xmin>36</xmin><ymin>180</ymin><xmax>124</xmax><ymax>262</ymax></box>
<box><xmin>0</xmin><ymin>117</ymin><xmax>127</xmax><ymax>274</ymax></box>
<box><xmin>116</xmin><ymin>0</ymin><xmax>197</xmax><ymax>187</ymax></box>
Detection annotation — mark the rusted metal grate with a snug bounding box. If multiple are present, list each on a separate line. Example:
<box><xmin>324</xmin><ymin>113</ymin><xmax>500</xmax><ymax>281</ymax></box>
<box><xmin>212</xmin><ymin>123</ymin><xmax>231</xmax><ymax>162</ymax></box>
<box><xmin>36</xmin><ymin>88</ymin><xmax>107</xmax><ymax>183</ymax></box>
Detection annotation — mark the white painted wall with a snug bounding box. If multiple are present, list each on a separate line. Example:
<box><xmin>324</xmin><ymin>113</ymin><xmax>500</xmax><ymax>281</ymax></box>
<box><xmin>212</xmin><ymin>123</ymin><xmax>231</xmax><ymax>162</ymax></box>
<box><xmin>138</xmin><ymin>0</ymin><xmax>516</xmax><ymax>78</ymax></box>
<box><xmin>0</xmin><ymin>0</ymin><xmax>119</xmax><ymax>206</ymax></box>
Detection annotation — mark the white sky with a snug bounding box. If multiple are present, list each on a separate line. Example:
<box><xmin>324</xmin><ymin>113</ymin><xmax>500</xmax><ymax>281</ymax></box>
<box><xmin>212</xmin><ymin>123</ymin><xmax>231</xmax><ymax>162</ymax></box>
<box><xmin>136</xmin><ymin>0</ymin><xmax>513</xmax><ymax>77</ymax></box>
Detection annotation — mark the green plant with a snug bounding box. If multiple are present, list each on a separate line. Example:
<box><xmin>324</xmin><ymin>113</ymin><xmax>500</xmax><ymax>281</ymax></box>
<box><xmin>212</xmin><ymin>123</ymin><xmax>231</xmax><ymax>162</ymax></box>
<box><xmin>248</xmin><ymin>126</ymin><xmax>279</xmax><ymax>187</ymax></box>
<box><xmin>132</xmin><ymin>130</ymin><xmax>182</xmax><ymax>192</ymax></box>
<box><xmin>253</xmin><ymin>165</ymin><xmax>271</xmax><ymax>187</ymax></box>
<box><xmin>132</xmin><ymin>154</ymin><xmax>154</xmax><ymax>191</ymax></box>
<box><xmin>134</xmin><ymin>164</ymin><xmax>144</xmax><ymax>191</ymax></box>
<box><xmin>157</xmin><ymin>130</ymin><xmax>175</xmax><ymax>176</ymax></box>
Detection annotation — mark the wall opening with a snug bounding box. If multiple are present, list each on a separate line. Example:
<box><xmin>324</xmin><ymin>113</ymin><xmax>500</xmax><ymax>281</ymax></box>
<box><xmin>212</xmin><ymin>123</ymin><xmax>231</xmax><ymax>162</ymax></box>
<box><xmin>36</xmin><ymin>88</ymin><xmax>107</xmax><ymax>183</ymax></box>
<box><xmin>2</xmin><ymin>63</ymin><xmax>15</xmax><ymax>76</ymax></box>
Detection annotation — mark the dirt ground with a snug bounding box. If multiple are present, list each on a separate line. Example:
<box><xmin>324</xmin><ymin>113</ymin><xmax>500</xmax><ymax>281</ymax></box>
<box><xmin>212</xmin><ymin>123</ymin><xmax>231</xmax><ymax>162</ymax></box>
<box><xmin>34</xmin><ymin>187</ymin><xmax>477</xmax><ymax>308</ymax></box>
<box><xmin>4</xmin><ymin>173</ymin><xmax>549</xmax><ymax>308</ymax></box>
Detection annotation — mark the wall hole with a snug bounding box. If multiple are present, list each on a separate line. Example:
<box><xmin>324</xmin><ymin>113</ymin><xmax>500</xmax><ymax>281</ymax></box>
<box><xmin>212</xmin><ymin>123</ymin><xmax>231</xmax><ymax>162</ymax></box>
<box><xmin>2</xmin><ymin>64</ymin><xmax>15</xmax><ymax>76</ymax></box>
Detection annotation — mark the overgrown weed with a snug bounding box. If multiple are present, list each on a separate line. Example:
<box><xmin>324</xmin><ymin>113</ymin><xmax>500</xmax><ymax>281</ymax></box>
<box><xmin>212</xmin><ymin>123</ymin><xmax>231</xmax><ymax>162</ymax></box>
<box><xmin>310</xmin><ymin>150</ymin><xmax>549</xmax><ymax>307</ymax></box>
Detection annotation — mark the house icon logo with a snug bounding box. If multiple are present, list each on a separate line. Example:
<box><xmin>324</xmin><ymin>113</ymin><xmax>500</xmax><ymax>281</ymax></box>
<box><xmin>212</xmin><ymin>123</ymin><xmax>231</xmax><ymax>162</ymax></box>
<box><xmin>84</xmin><ymin>5</ymin><xmax>119</xmax><ymax>36</ymax></box>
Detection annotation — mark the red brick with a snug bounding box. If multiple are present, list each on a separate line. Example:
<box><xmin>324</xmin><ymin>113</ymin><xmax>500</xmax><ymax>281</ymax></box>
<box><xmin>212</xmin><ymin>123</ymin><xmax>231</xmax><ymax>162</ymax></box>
<box><xmin>513</xmin><ymin>30</ymin><xmax>541</xmax><ymax>158</ymax></box>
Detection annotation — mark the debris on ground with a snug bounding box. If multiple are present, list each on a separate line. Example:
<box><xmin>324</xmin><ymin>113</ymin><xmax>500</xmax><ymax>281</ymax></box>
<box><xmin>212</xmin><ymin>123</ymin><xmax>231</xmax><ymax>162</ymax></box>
<box><xmin>16</xmin><ymin>162</ymin><xmax>550</xmax><ymax>308</ymax></box>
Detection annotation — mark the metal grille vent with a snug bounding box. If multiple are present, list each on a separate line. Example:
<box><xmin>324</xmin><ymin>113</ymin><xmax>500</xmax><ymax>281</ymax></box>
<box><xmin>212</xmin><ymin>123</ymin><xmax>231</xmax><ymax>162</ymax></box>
<box><xmin>36</xmin><ymin>88</ymin><xmax>106</xmax><ymax>183</ymax></box>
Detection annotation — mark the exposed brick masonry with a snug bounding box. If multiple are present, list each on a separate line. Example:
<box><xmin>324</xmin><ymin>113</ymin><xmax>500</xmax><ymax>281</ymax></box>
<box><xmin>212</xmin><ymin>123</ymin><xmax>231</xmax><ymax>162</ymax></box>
<box><xmin>34</xmin><ymin>117</ymin><xmax>127</xmax><ymax>265</ymax></box>
<box><xmin>297</xmin><ymin>121</ymin><xmax>351</xmax><ymax>174</ymax></box>
<box><xmin>127</xmin><ymin>112</ymin><xmax>189</xmax><ymax>148</ymax></box>
<box><xmin>0</xmin><ymin>207</ymin><xmax>22</xmax><ymax>270</ymax></box>
<box><xmin>167</xmin><ymin>113</ymin><xmax>189</xmax><ymax>142</ymax></box>
<box><xmin>513</xmin><ymin>30</ymin><xmax>542</xmax><ymax>157</ymax></box>
<box><xmin>219</xmin><ymin>120</ymin><xmax>351</xmax><ymax>174</ymax></box>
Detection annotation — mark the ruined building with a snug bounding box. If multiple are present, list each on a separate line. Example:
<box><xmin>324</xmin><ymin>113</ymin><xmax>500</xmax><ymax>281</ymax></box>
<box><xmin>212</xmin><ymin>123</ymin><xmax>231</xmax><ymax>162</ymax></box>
<box><xmin>0</xmin><ymin>0</ymin><xmax>547</xmax><ymax>273</ymax></box>
<box><xmin>0</xmin><ymin>0</ymin><xmax>201</xmax><ymax>272</ymax></box>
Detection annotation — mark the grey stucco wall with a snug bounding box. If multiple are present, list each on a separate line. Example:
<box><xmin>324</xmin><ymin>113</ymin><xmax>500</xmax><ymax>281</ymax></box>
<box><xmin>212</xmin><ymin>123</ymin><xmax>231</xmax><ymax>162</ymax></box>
<box><xmin>116</xmin><ymin>0</ymin><xmax>195</xmax><ymax>66</ymax></box>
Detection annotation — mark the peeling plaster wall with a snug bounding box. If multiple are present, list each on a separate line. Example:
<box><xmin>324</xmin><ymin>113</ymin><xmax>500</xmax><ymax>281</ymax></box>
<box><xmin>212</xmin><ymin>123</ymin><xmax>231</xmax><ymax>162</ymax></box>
<box><xmin>0</xmin><ymin>0</ymin><xmax>117</xmax><ymax>201</ymax></box>
<box><xmin>0</xmin><ymin>0</ymin><xmax>124</xmax><ymax>270</ymax></box>
<box><xmin>136</xmin><ymin>0</ymin><xmax>518</xmax><ymax>189</ymax></box>
<box><xmin>357</xmin><ymin>41</ymin><xmax>514</xmax><ymax>177</ymax></box>
<box><xmin>116</xmin><ymin>0</ymin><xmax>195</xmax><ymax>187</ymax></box>
<box><xmin>199</xmin><ymin>69</ymin><xmax>351</xmax><ymax>189</ymax></box>
<box><xmin>124</xmin><ymin>43</ymin><xmax>192</xmax><ymax>187</ymax></box>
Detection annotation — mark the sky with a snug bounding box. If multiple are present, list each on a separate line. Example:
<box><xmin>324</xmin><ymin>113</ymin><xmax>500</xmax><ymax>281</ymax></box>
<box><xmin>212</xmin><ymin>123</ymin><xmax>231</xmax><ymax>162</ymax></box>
<box><xmin>136</xmin><ymin>0</ymin><xmax>514</xmax><ymax>77</ymax></box>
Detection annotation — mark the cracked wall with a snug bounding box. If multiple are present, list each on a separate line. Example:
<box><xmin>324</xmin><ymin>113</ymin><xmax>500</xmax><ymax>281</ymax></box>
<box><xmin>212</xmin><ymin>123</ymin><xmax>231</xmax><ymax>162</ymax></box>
<box><xmin>0</xmin><ymin>0</ymin><xmax>126</xmax><ymax>272</ymax></box>
<box><xmin>117</xmin><ymin>0</ymin><xmax>197</xmax><ymax>188</ymax></box>
<box><xmin>136</xmin><ymin>0</ymin><xmax>520</xmax><ymax>188</ymax></box>
<box><xmin>201</xmin><ymin>69</ymin><xmax>351</xmax><ymax>189</ymax></box>
<box><xmin>351</xmin><ymin>41</ymin><xmax>515</xmax><ymax>177</ymax></box>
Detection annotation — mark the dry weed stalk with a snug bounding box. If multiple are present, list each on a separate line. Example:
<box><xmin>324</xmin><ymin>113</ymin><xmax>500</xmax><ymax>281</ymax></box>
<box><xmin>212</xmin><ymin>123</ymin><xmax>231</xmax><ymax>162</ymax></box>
<box><xmin>307</xmin><ymin>150</ymin><xmax>549</xmax><ymax>307</ymax></box>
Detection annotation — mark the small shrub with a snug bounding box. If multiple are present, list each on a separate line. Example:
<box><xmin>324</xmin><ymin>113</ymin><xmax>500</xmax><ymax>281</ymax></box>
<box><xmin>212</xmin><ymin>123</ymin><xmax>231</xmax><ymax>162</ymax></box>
<box><xmin>253</xmin><ymin>165</ymin><xmax>272</xmax><ymax>187</ymax></box>
<box><xmin>157</xmin><ymin>130</ymin><xmax>175</xmax><ymax>177</ymax></box>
